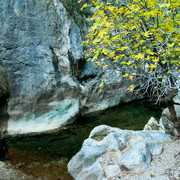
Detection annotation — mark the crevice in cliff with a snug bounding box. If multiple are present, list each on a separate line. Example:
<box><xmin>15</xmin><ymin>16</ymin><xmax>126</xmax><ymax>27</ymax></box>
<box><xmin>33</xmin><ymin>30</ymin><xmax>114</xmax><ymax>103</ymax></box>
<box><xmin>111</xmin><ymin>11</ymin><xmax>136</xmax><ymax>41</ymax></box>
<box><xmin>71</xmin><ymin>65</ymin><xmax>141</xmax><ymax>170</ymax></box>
<box><xmin>78</xmin><ymin>59</ymin><xmax>99</xmax><ymax>84</ymax></box>
<box><xmin>67</xmin><ymin>50</ymin><xmax>83</xmax><ymax>82</ymax></box>
<box><xmin>50</xmin><ymin>46</ymin><xmax>61</xmax><ymax>88</ymax></box>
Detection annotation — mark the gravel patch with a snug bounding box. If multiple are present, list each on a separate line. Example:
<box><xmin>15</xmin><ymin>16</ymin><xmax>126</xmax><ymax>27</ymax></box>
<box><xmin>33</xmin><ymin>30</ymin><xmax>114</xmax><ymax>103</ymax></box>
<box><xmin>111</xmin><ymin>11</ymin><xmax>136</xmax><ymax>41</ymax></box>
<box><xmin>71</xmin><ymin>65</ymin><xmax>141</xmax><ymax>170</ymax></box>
<box><xmin>0</xmin><ymin>162</ymin><xmax>34</xmax><ymax>180</ymax></box>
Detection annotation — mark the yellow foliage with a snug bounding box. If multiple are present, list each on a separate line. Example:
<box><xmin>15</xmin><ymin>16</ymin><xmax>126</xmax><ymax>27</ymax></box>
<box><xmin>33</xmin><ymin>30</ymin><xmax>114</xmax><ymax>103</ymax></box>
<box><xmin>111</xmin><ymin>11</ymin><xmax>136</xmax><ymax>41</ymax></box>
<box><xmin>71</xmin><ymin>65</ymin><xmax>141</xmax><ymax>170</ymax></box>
<box><xmin>109</xmin><ymin>51</ymin><xmax>115</xmax><ymax>57</ymax></box>
<box><xmin>144</xmin><ymin>31</ymin><xmax>151</xmax><ymax>37</ymax></box>
<box><xmin>129</xmin><ymin>76</ymin><xmax>134</xmax><ymax>80</ymax></box>
<box><xmin>96</xmin><ymin>61</ymin><xmax>101</xmax><ymax>66</ymax></box>
<box><xmin>80</xmin><ymin>0</ymin><xmax>180</xmax><ymax>95</ymax></box>
<box><xmin>149</xmin><ymin>64</ymin><xmax>157</xmax><ymax>70</ymax></box>
<box><xmin>127</xmin><ymin>61</ymin><xmax>132</xmax><ymax>65</ymax></box>
<box><xmin>135</xmin><ymin>53</ymin><xmax>144</xmax><ymax>60</ymax></box>
<box><xmin>127</xmin><ymin>84</ymin><xmax>134</xmax><ymax>92</ymax></box>
<box><xmin>123</xmin><ymin>74</ymin><xmax>129</xmax><ymax>77</ymax></box>
<box><xmin>99</xmin><ymin>82</ymin><xmax>104</xmax><ymax>87</ymax></box>
<box><xmin>92</xmin><ymin>136</ymin><xmax>105</xmax><ymax>141</ymax></box>
<box><xmin>152</xmin><ymin>57</ymin><xmax>159</xmax><ymax>63</ymax></box>
<box><xmin>120</xmin><ymin>47</ymin><xmax>129</xmax><ymax>51</ymax></box>
<box><xmin>98</xmin><ymin>29</ymin><xmax>107</xmax><ymax>38</ymax></box>
<box><xmin>103</xmin><ymin>65</ymin><xmax>108</xmax><ymax>69</ymax></box>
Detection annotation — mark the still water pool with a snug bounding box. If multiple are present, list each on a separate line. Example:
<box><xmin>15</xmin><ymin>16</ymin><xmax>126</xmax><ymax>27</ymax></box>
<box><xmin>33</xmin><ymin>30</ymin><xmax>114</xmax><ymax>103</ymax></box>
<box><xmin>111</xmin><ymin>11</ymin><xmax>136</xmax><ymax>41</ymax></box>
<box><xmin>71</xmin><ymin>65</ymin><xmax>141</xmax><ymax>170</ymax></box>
<box><xmin>7</xmin><ymin>100</ymin><xmax>165</xmax><ymax>179</ymax></box>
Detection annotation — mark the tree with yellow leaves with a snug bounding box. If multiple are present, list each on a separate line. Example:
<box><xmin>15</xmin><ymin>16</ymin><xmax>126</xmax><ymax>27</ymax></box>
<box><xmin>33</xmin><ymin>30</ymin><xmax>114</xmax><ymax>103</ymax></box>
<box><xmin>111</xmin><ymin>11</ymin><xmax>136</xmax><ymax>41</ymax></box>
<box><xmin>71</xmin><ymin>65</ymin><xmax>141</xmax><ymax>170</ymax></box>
<box><xmin>79</xmin><ymin>0</ymin><xmax>180</xmax><ymax>134</ymax></box>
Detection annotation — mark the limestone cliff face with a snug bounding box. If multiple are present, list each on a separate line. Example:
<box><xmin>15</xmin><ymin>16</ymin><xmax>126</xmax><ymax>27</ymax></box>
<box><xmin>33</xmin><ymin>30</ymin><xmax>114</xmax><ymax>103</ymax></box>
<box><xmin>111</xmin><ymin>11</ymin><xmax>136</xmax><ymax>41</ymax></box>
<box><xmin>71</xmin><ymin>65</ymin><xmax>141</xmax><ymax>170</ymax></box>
<box><xmin>0</xmin><ymin>0</ymin><xmax>140</xmax><ymax>135</ymax></box>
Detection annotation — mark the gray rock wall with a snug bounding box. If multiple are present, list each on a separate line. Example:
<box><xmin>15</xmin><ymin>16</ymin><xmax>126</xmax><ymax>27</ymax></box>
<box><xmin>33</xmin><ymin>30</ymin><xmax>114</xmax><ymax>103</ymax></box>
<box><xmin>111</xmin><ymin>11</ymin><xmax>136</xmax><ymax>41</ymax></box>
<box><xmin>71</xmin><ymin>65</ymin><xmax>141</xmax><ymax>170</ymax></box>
<box><xmin>0</xmin><ymin>0</ymin><xmax>140</xmax><ymax>135</ymax></box>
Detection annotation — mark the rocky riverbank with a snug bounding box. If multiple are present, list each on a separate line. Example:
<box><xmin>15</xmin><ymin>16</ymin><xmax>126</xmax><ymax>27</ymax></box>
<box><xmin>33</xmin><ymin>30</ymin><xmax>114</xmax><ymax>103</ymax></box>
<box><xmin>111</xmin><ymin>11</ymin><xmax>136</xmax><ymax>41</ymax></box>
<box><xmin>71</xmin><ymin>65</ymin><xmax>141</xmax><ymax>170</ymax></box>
<box><xmin>1</xmin><ymin>135</ymin><xmax>179</xmax><ymax>180</ymax></box>
<box><xmin>68</xmin><ymin>125</ymin><xmax>180</xmax><ymax>180</ymax></box>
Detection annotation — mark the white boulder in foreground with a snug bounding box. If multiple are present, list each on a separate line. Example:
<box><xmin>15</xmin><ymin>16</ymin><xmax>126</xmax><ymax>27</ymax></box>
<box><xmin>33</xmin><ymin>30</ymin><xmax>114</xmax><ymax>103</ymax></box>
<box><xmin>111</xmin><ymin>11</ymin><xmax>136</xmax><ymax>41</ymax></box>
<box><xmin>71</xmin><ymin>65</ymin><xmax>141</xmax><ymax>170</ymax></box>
<box><xmin>68</xmin><ymin>125</ymin><xmax>171</xmax><ymax>180</ymax></box>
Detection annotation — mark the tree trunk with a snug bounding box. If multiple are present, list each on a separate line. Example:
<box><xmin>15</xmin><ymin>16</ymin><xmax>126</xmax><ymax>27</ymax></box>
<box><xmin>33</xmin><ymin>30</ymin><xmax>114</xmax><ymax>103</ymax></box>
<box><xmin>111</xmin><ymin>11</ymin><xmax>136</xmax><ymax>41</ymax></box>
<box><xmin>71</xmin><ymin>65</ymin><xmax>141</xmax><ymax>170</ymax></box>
<box><xmin>165</xmin><ymin>99</ymin><xmax>177</xmax><ymax>123</ymax></box>
<box><xmin>164</xmin><ymin>89</ymin><xmax>180</xmax><ymax>136</ymax></box>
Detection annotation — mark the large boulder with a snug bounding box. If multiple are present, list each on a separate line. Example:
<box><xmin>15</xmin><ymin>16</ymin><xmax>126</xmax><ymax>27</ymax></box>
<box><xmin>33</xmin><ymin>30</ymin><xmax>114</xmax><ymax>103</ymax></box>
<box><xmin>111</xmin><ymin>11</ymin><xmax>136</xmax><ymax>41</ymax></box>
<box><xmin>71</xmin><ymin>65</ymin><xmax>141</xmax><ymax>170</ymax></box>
<box><xmin>68</xmin><ymin>125</ymin><xmax>171</xmax><ymax>180</ymax></box>
<box><xmin>0</xmin><ymin>0</ymin><xmax>82</xmax><ymax>134</ymax></box>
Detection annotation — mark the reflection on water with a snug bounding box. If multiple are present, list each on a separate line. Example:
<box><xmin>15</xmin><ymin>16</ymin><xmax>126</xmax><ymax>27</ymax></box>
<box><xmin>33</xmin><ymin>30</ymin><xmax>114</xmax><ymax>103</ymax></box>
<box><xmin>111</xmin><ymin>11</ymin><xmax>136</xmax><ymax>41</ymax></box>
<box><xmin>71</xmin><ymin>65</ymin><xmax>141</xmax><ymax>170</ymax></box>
<box><xmin>7</xmin><ymin>100</ymin><xmax>164</xmax><ymax>179</ymax></box>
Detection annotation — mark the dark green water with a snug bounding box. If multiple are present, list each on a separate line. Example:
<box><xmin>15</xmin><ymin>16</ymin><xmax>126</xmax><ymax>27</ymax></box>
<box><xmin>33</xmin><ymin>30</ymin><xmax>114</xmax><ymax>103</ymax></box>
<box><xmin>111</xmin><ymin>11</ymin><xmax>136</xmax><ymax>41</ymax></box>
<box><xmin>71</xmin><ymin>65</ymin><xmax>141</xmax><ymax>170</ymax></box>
<box><xmin>7</xmin><ymin>100</ymin><xmax>164</xmax><ymax>179</ymax></box>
